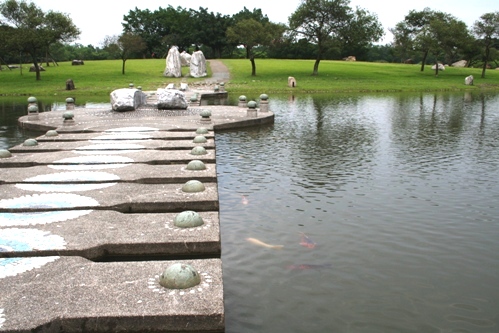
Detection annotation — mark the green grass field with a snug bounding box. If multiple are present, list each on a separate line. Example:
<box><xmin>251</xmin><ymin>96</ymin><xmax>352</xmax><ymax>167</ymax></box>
<box><xmin>0</xmin><ymin>59</ymin><xmax>498</xmax><ymax>101</ymax></box>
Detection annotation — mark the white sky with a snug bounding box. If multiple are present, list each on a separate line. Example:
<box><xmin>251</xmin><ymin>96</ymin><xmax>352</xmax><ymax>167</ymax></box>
<box><xmin>29</xmin><ymin>0</ymin><xmax>494</xmax><ymax>46</ymax></box>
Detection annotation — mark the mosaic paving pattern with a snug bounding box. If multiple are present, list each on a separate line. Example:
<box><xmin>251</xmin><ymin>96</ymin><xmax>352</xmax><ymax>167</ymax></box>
<box><xmin>147</xmin><ymin>271</ymin><xmax>213</xmax><ymax>296</ymax></box>
<box><xmin>49</xmin><ymin>155</ymin><xmax>134</xmax><ymax>170</ymax></box>
<box><xmin>0</xmin><ymin>256</ymin><xmax>59</xmax><ymax>279</ymax></box>
<box><xmin>0</xmin><ymin>228</ymin><xmax>66</xmax><ymax>252</ymax></box>
<box><xmin>16</xmin><ymin>171</ymin><xmax>119</xmax><ymax>192</ymax></box>
<box><xmin>0</xmin><ymin>193</ymin><xmax>98</xmax><ymax>226</ymax></box>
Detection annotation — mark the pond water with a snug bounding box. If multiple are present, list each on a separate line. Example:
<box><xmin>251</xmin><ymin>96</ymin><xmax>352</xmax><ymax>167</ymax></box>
<box><xmin>215</xmin><ymin>92</ymin><xmax>499</xmax><ymax>333</ymax></box>
<box><xmin>1</xmin><ymin>92</ymin><xmax>499</xmax><ymax>332</ymax></box>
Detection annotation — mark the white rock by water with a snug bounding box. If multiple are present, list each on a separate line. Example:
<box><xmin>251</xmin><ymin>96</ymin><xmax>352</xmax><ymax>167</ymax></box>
<box><xmin>156</xmin><ymin>88</ymin><xmax>188</xmax><ymax>109</ymax></box>
<box><xmin>110</xmin><ymin>88</ymin><xmax>146</xmax><ymax>111</ymax></box>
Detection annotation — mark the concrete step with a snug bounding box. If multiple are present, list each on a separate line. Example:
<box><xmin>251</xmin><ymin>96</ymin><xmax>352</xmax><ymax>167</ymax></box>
<box><xmin>9</xmin><ymin>138</ymin><xmax>215</xmax><ymax>153</ymax></box>
<box><xmin>0</xmin><ymin>149</ymin><xmax>216</xmax><ymax>168</ymax></box>
<box><xmin>0</xmin><ymin>163</ymin><xmax>217</xmax><ymax>184</ymax></box>
<box><xmin>0</xmin><ymin>257</ymin><xmax>224</xmax><ymax>332</ymax></box>
<box><xmin>0</xmin><ymin>182</ymin><xmax>219</xmax><ymax>213</ymax></box>
<box><xmin>35</xmin><ymin>130</ymin><xmax>214</xmax><ymax>142</ymax></box>
<box><xmin>0</xmin><ymin>210</ymin><xmax>220</xmax><ymax>260</ymax></box>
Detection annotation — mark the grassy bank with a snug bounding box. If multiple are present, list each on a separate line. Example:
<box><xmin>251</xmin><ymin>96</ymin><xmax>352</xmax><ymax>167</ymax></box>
<box><xmin>0</xmin><ymin>59</ymin><xmax>498</xmax><ymax>99</ymax></box>
<box><xmin>224</xmin><ymin>59</ymin><xmax>499</xmax><ymax>94</ymax></box>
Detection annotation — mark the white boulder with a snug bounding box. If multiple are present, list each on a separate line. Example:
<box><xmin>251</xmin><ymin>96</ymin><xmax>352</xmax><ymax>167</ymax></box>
<box><xmin>164</xmin><ymin>46</ymin><xmax>182</xmax><ymax>77</ymax></box>
<box><xmin>465</xmin><ymin>75</ymin><xmax>474</xmax><ymax>86</ymax></box>
<box><xmin>431</xmin><ymin>63</ymin><xmax>445</xmax><ymax>70</ymax></box>
<box><xmin>452</xmin><ymin>60</ymin><xmax>467</xmax><ymax>68</ymax></box>
<box><xmin>110</xmin><ymin>88</ymin><xmax>146</xmax><ymax>111</ymax></box>
<box><xmin>156</xmin><ymin>88</ymin><xmax>188</xmax><ymax>109</ymax></box>
<box><xmin>190</xmin><ymin>51</ymin><xmax>207</xmax><ymax>78</ymax></box>
<box><xmin>180</xmin><ymin>51</ymin><xmax>191</xmax><ymax>67</ymax></box>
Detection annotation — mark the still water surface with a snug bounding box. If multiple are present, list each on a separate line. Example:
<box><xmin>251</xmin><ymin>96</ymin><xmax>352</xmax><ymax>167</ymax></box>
<box><xmin>215</xmin><ymin>92</ymin><xmax>499</xmax><ymax>333</ymax></box>
<box><xmin>1</xmin><ymin>92</ymin><xmax>498</xmax><ymax>332</ymax></box>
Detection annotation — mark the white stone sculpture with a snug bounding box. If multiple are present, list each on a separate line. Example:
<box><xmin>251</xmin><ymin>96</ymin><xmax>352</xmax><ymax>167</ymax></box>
<box><xmin>465</xmin><ymin>75</ymin><xmax>474</xmax><ymax>86</ymax></box>
<box><xmin>189</xmin><ymin>51</ymin><xmax>207</xmax><ymax>78</ymax></box>
<box><xmin>431</xmin><ymin>63</ymin><xmax>445</xmax><ymax>70</ymax></box>
<box><xmin>180</xmin><ymin>51</ymin><xmax>191</xmax><ymax>67</ymax></box>
<box><xmin>452</xmin><ymin>60</ymin><xmax>467</xmax><ymax>68</ymax></box>
<box><xmin>164</xmin><ymin>46</ymin><xmax>182</xmax><ymax>78</ymax></box>
<box><xmin>110</xmin><ymin>88</ymin><xmax>146</xmax><ymax>111</ymax></box>
<box><xmin>156</xmin><ymin>88</ymin><xmax>188</xmax><ymax>109</ymax></box>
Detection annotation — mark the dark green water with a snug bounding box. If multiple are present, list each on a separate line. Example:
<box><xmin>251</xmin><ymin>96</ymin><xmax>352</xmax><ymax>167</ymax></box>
<box><xmin>215</xmin><ymin>91</ymin><xmax>499</xmax><ymax>333</ymax></box>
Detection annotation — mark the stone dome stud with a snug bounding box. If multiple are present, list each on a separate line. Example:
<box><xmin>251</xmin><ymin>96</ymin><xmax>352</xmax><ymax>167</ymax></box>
<box><xmin>186</xmin><ymin>160</ymin><xmax>206</xmax><ymax>170</ymax></box>
<box><xmin>174</xmin><ymin>210</ymin><xmax>204</xmax><ymax>228</ymax></box>
<box><xmin>181</xmin><ymin>180</ymin><xmax>205</xmax><ymax>193</ymax></box>
<box><xmin>159</xmin><ymin>263</ymin><xmax>201</xmax><ymax>289</ymax></box>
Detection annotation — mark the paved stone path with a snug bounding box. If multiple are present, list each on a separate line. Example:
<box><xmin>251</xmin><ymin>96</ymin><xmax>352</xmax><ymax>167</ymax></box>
<box><xmin>0</xmin><ymin>84</ymin><xmax>273</xmax><ymax>332</ymax></box>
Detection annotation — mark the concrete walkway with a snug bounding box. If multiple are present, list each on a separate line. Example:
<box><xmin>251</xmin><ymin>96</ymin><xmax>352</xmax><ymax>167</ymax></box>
<box><xmin>0</xmin><ymin>86</ymin><xmax>273</xmax><ymax>332</ymax></box>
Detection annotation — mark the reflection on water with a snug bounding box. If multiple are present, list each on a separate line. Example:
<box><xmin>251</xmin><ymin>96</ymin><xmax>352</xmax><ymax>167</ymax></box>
<box><xmin>216</xmin><ymin>92</ymin><xmax>499</xmax><ymax>333</ymax></box>
<box><xmin>0</xmin><ymin>99</ymin><xmax>111</xmax><ymax>150</ymax></box>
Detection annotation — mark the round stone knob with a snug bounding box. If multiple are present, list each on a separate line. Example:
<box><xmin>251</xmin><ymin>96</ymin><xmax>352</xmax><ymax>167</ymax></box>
<box><xmin>186</xmin><ymin>160</ymin><xmax>206</xmax><ymax>170</ymax></box>
<box><xmin>23</xmin><ymin>138</ymin><xmax>38</xmax><ymax>146</ymax></box>
<box><xmin>196</xmin><ymin>127</ymin><xmax>209</xmax><ymax>134</ymax></box>
<box><xmin>174</xmin><ymin>211</ymin><xmax>204</xmax><ymax>228</ymax></box>
<box><xmin>182</xmin><ymin>180</ymin><xmax>205</xmax><ymax>193</ymax></box>
<box><xmin>159</xmin><ymin>263</ymin><xmax>201</xmax><ymax>289</ymax></box>
<box><xmin>0</xmin><ymin>149</ymin><xmax>12</xmax><ymax>158</ymax></box>
<box><xmin>45</xmin><ymin>130</ymin><xmax>58</xmax><ymax>137</ymax></box>
<box><xmin>191</xmin><ymin>146</ymin><xmax>207</xmax><ymax>155</ymax></box>
<box><xmin>62</xmin><ymin>111</ymin><xmax>74</xmax><ymax>120</ymax></box>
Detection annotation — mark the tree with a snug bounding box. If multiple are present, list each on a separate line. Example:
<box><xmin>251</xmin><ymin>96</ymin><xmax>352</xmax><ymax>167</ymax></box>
<box><xmin>226</xmin><ymin>18</ymin><xmax>284</xmax><ymax>76</ymax></box>
<box><xmin>340</xmin><ymin>7</ymin><xmax>383</xmax><ymax>60</ymax></box>
<box><xmin>123</xmin><ymin>6</ymin><xmax>196</xmax><ymax>57</ymax></box>
<box><xmin>192</xmin><ymin>7</ymin><xmax>232</xmax><ymax>58</ymax></box>
<box><xmin>473</xmin><ymin>12</ymin><xmax>499</xmax><ymax>78</ymax></box>
<box><xmin>0</xmin><ymin>0</ymin><xmax>80</xmax><ymax>80</ymax></box>
<box><xmin>103</xmin><ymin>33</ymin><xmax>146</xmax><ymax>75</ymax></box>
<box><xmin>288</xmin><ymin>0</ymin><xmax>382</xmax><ymax>75</ymax></box>
<box><xmin>391</xmin><ymin>8</ymin><xmax>471</xmax><ymax>73</ymax></box>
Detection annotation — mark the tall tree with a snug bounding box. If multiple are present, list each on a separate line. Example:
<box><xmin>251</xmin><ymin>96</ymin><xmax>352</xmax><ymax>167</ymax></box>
<box><xmin>226</xmin><ymin>18</ymin><xmax>285</xmax><ymax>76</ymax></box>
<box><xmin>391</xmin><ymin>8</ymin><xmax>470</xmax><ymax>73</ymax></box>
<box><xmin>288</xmin><ymin>0</ymin><xmax>382</xmax><ymax>75</ymax></box>
<box><xmin>391</xmin><ymin>8</ymin><xmax>436</xmax><ymax>72</ymax></box>
<box><xmin>473</xmin><ymin>12</ymin><xmax>499</xmax><ymax>78</ymax></box>
<box><xmin>103</xmin><ymin>33</ymin><xmax>146</xmax><ymax>75</ymax></box>
<box><xmin>0</xmin><ymin>0</ymin><xmax>80</xmax><ymax>80</ymax></box>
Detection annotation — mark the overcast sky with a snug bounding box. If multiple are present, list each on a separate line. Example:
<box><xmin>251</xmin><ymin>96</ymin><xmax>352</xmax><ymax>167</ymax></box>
<box><xmin>29</xmin><ymin>0</ymin><xmax>493</xmax><ymax>47</ymax></box>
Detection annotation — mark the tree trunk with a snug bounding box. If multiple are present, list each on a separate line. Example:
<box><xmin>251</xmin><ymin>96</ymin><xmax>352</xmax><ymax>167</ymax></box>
<box><xmin>434</xmin><ymin>61</ymin><xmax>439</xmax><ymax>76</ymax></box>
<box><xmin>32</xmin><ymin>55</ymin><xmax>41</xmax><ymax>80</ymax></box>
<box><xmin>420</xmin><ymin>50</ymin><xmax>429</xmax><ymax>72</ymax></box>
<box><xmin>122</xmin><ymin>59</ymin><xmax>126</xmax><ymax>75</ymax></box>
<box><xmin>312</xmin><ymin>59</ymin><xmax>321</xmax><ymax>76</ymax></box>
<box><xmin>250</xmin><ymin>55</ymin><xmax>256</xmax><ymax>76</ymax></box>
<box><xmin>481</xmin><ymin>46</ymin><xmax>490</xmax><ymax>78</ymax></box>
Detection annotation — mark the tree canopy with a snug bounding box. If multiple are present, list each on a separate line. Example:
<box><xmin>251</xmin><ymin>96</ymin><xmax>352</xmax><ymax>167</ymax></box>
<box><xmin>0</xmin><ymin>0</ymin><xmax>80</xmax><ymax>80</ymax></box>
<box><xmin>391</xmin><ymin>8</ymin><xmax>472</xmax><ymax>73</ymax></box>
<box><xmin>288</xmin><ymin>0</ymin><xmax>383</xmax><ymax>75</ymax></box>
<box><xmin>473</xmin><ymin>12</ymin><xmax>499</xmax><ymax>78</ymax></box>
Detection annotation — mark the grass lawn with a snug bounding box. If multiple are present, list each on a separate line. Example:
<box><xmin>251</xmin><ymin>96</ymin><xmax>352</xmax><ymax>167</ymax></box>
<box><xmin>223</xmin><ymin>59</ymin><xmax>499</xmax><ymax>94</ymax></box>
<box><xmin>0</xmin><ymin>58</ymin><xmax>498</xmax><ymax>101</ymax></box>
